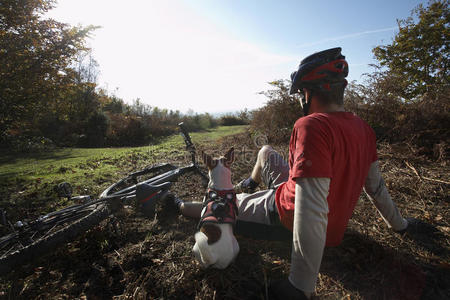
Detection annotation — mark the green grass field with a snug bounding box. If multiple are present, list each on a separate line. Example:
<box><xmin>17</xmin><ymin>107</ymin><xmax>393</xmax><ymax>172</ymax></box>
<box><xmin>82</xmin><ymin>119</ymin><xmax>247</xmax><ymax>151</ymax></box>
<box><xmin>0</xmin><ymin>125</ymin><xmax>247</xmax><ymax>215</ymax></box>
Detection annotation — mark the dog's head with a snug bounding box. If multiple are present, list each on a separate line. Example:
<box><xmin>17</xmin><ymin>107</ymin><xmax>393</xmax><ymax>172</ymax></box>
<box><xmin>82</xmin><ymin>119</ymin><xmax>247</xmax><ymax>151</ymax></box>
<box><xmin>201</xmin><ymin>147</ymin><xmax>234</xmax><ymax>190</ymax></box>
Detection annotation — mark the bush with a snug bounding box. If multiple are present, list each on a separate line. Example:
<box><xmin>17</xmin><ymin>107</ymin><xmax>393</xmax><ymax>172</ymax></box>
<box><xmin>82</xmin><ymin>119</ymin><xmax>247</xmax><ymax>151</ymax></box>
<box><xmin>37</xmin><ymin>115</ymin><xmax>84</xmax><ymax>147</ymax></box>
<box><xmin>344</xmin><ymin>74</ymin><xmax>450</xmax><ymax>156</ymax></box>
<box><xmin>181</xmin><ymin>113</ymin><xmax>219</xmax><ymax>132</ymax></box>
<box><xmin>220</xmin><ymin>111</ymin><xmax>251</xmax><ymax>126</ymax></box>
<box><xmin>251</xmin><ymin>80</ymin><xmax>302</xmax><ymax>144</ymax></box>
<box><xmin>85</xmin><ymin>111</ymin><xmax>110</xmax><ymax>147</ymax></box>
<box><xmin>107</xmin><ymin>114</ymin><xmax>150</xmax><ymax>146</ymax></box>
<box><xmin>4</xmin><ymin>134</ymin><xmax>55</xmax><ymax>153</ymax></box>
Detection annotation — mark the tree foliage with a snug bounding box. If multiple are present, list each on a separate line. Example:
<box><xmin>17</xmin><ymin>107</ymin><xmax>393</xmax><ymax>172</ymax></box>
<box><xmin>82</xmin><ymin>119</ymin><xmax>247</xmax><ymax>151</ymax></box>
<box><xmin>0</xmin><ymin>0</ymin><xmax>96</xmax><ymax>132</ymax></box>
<box><xmin>0</xmin><ymin>1</ymin><xmax>250</xmax><ymax>150</ymax></box>
<box><xmin>251</xmin><ymin>1</ymin><xmax>449</xmax><ymax>152</ymax></box>
<box><xmin>219</xmin><ymin>109</ymin><xmax>251</xmax><ymax>126</ymax></box>
<box><xmin>372</xmin><ymin>0</ymin><xmax>449</xmax><ymax>99</ymax></box>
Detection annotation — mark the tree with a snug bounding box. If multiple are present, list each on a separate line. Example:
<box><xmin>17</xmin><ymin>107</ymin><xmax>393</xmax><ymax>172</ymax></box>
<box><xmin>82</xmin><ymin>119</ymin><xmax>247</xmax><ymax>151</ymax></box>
<box><xmin>0</xmin><ymin>0</ymin><xmax>96</xmax><ymax>133</ymax></box>
<box><xmin>372</xmin><ymin>0</ymin><xmax>449</xmax><ymax>99</ymax></box>
<box><xmin>85</xmin><ymin>111</ymin><xmax>109</xmax><ymax>147</ymax></box>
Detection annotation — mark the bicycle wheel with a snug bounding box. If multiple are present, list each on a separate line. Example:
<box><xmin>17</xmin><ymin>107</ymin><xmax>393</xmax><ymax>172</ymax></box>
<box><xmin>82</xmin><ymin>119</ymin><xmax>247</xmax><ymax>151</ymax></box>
<box><xmin>0</xmin><ymin>202</ymin><xmax>110</xmax><ymax>276</ymax></box>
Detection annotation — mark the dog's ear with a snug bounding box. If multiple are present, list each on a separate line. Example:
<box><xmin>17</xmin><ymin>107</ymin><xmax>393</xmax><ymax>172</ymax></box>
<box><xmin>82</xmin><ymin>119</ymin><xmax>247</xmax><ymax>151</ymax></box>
<box><xmin>200</xmin><ymin>224</ymin><xmax>222</xmax><ymax>245</ymax></box>
<box><xmin>223</xmin><ymin>147</ymin><xmax>234</xmax><ymax>167</ymax></box>
<box><xmin>201</xmin><ymin>150</ymin><xmax>217</xmax><ymax>169</ymax></box>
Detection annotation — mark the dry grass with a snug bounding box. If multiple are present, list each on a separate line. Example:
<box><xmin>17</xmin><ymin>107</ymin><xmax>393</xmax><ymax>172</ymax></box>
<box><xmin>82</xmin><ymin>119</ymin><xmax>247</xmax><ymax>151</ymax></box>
<box><xmin>1</xmin><ymin>130</ymin><xmax>449</xmax><ymax>299</ymax></box>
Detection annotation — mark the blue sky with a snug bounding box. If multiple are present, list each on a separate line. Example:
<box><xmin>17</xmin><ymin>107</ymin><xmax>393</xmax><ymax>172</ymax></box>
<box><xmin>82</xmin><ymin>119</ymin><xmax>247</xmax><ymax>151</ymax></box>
<box><xmin>186</xmin><ymin>0</ymin><xmax>425</xmax><ymax>80</ymax></box>
<box><xmin>46</xmin><ymin>0</ymin><xmax>428</xmax><ymax>113</ymax></box>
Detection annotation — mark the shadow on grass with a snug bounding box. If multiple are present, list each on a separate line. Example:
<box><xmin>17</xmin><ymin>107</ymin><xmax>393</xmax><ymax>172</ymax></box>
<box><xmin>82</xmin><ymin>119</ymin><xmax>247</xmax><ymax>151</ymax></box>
<box><xmin>224</xmin><ymin>221</ymin><xmax>447</xmax><ymax>299</ymax></box>
<box><xmin>0</xmin><ymin>149</ymin><xmax>87</xmax><ymax>183</ymax></box>
<box><xmin>0</xmin><ymin>149</ymin><xmax>77</xmax><ymax>165</ymax></box>
<box><xmin>321</xmin><ymin>229</ymin><xmax>448</xmax><ymax>300</ymax></box>
<box><xmin>401</xmin><ymin>218</ymin><xmax>448</xmax><ymax>256</ymax></box>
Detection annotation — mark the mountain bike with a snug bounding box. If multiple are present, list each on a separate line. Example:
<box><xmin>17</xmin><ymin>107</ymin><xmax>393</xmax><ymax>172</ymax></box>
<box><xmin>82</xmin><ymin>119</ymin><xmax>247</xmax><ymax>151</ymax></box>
<box><xmin>0</xmin><ymin>123</ymin><xmax>208</xmax><ymax>276</ymax></box>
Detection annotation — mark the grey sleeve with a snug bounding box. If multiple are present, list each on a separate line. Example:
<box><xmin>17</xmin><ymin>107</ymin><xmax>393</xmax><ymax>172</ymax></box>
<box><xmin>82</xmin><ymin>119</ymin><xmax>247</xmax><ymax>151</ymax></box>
<box><xmin>364</xmin><ymin>161</ymin><xmax>408</xmax><ymax>231</ymax></box>
<box><xmin>288</xmin><ymin>177</ymin><xmax>330</xmax><ymax>293</ymax></box>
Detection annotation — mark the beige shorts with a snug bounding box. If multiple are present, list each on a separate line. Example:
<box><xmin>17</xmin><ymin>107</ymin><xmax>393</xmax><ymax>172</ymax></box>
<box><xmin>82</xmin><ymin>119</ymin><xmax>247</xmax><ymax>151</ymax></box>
<box><xmin>236</xmin><ymin>149</ymin><xmax>289</xmax><ymax>226</ymax></box>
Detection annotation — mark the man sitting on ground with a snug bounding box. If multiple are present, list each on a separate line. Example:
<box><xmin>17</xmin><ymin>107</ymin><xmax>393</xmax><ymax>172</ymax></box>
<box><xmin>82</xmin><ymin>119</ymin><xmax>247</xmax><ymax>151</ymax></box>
<box><xmin>175</xmin><ymin>47</ymin><xmax>410</xmax><ymax>299</ymax></box>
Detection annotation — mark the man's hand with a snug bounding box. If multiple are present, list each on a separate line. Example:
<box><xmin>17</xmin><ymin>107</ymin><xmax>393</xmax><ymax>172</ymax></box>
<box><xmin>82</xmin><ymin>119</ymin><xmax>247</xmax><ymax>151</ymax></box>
<box><xmin>268</xmin><ymin>279</ymin><xmax>309</xmax><ymax>300</ymax></box>
<box><xmin>394</xmin><ymin>217</ymin><xmax>421</xmax><ymax>235</ymax></box>
<box><xmin>393</xmin><ymin>217</ymin><xmax>445</xmax><ymax>254</ymax></box>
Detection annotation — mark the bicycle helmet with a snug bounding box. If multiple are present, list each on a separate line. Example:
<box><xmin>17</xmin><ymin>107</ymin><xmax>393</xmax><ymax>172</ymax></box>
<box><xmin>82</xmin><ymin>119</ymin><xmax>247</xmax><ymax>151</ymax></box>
<box><xmin>289</xmin><ymin>47</ymin><xmax>348</xmax><ymax>95</ymax></box>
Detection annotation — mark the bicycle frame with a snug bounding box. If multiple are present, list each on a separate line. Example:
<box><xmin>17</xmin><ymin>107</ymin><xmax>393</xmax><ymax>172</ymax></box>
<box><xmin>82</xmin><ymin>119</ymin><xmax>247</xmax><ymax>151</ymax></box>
<box><xmin>0</xmin><ymin>122</ymin><xmax>208</xmax><ymax>274</ymax></box>
<box><xmin>100</xmin><ymin>122</ymin><xmax>208</xmax><ymax>199</ymax></box>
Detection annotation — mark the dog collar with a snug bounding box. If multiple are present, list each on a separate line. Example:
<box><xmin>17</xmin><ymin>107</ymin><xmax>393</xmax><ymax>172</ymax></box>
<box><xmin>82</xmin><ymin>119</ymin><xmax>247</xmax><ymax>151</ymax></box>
<box><xmin>198</xmin><ymin>189</ymin><xmax>238</xmax><ymax>229</ymax></box>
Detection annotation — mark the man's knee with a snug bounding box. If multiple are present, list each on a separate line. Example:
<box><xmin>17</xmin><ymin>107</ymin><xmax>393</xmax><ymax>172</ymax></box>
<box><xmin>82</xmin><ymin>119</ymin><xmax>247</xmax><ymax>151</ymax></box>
<box><xmin>258</xmin><ymin>145</ymin><xmax>273</xmax><ymax>163</ymax></box>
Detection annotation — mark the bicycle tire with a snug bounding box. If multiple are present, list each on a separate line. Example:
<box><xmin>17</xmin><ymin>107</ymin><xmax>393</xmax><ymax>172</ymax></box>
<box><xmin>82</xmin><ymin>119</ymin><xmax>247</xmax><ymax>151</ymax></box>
<box><xmin>0</xmin><ymin>203</ymin><xmax>110</xmax><ymax>276</ymax></box>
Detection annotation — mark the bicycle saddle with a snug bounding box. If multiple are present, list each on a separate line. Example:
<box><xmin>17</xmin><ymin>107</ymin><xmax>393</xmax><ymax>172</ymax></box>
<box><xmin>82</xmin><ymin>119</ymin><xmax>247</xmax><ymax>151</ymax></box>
<box><xmin>136</xmin><ymin>182</ymin><xmax>172</xmax><ymax>200</ymax></box>
<box><xmin>136</xmin><ymin>182</ymin><xmax>172</xmax><ymax>217</ymax></box>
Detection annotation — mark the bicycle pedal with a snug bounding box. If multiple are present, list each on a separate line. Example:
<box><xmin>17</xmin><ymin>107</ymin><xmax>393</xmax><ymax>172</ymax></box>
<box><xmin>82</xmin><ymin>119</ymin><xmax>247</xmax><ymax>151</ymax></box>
<box><xmin>55</xmin><ymin>182</ymin><xmax>73</xmax><ymax>199</ymax></box>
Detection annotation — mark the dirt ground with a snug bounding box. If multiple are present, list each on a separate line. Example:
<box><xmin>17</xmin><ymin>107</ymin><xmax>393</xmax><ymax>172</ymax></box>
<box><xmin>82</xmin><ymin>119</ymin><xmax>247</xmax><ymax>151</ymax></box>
<box><xmin>1</xmin><ymin>131</ymin><xmax>449</xmax><ymax>299</ymax></box>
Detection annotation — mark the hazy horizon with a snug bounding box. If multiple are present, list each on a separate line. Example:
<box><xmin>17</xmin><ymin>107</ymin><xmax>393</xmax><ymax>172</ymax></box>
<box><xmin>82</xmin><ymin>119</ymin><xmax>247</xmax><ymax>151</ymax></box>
<box><xmin>46</xmin><ymin>0</ymin><xmax>427</xmax><ymax>114</ymax></box>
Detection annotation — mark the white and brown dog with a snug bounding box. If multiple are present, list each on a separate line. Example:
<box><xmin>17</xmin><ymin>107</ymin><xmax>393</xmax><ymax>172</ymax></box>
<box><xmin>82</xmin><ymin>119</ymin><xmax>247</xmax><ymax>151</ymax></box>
<box><xmin>193</xmin><ymin>147</ymin><xmax>240</xmax><ymax>269</ymax></box>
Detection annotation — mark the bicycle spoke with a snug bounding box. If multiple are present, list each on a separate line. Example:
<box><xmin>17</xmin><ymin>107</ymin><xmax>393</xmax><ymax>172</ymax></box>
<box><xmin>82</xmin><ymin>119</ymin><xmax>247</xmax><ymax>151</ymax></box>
<box><xmin>1</xmin><ymin>239</ymin><xmax>26</xmax><ymax>259</ymax></box>
<box><xmin>30</xmin><ymin>230</ymin><xmax>38</xmax><ymax>241</ymax></box>
<box><xmin>37</xmin><ymin>205</ymin><xmax>101</xmax><ymax>239</ymax></box>
<box><xmin>0</xmin><ymin>205</ymin><xmax>99</xmax><ymax>258</ymax></box>
<box><xmin>1</xmin><ymin>245</ymin><xmax>18</xmax><ymax>259</ymax></box>
<box><xmin>40</xmin><ymin>222</ymin><xmax>59</xmax><ymax>239</ymax></box>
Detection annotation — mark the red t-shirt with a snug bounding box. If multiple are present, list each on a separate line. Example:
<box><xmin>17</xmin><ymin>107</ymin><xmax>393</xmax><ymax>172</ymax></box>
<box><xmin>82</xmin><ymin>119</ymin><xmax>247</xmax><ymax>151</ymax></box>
<box><xmin>275</xmin><ymin>112</ymin><xmax>378</xmax><ymax>246</ymax></box>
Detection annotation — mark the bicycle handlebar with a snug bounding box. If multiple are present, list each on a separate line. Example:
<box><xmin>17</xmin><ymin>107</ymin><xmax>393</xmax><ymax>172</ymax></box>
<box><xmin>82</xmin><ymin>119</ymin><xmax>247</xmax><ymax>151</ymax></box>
<box><xmin>178</xmin><ymin>122</ymin><xmax>193</xmax><ymax>147</ymax></box>
<box><xmin>178</xmin><ymin>122</ymin><xmax>197</xmax><ymax>164</ymax></box>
